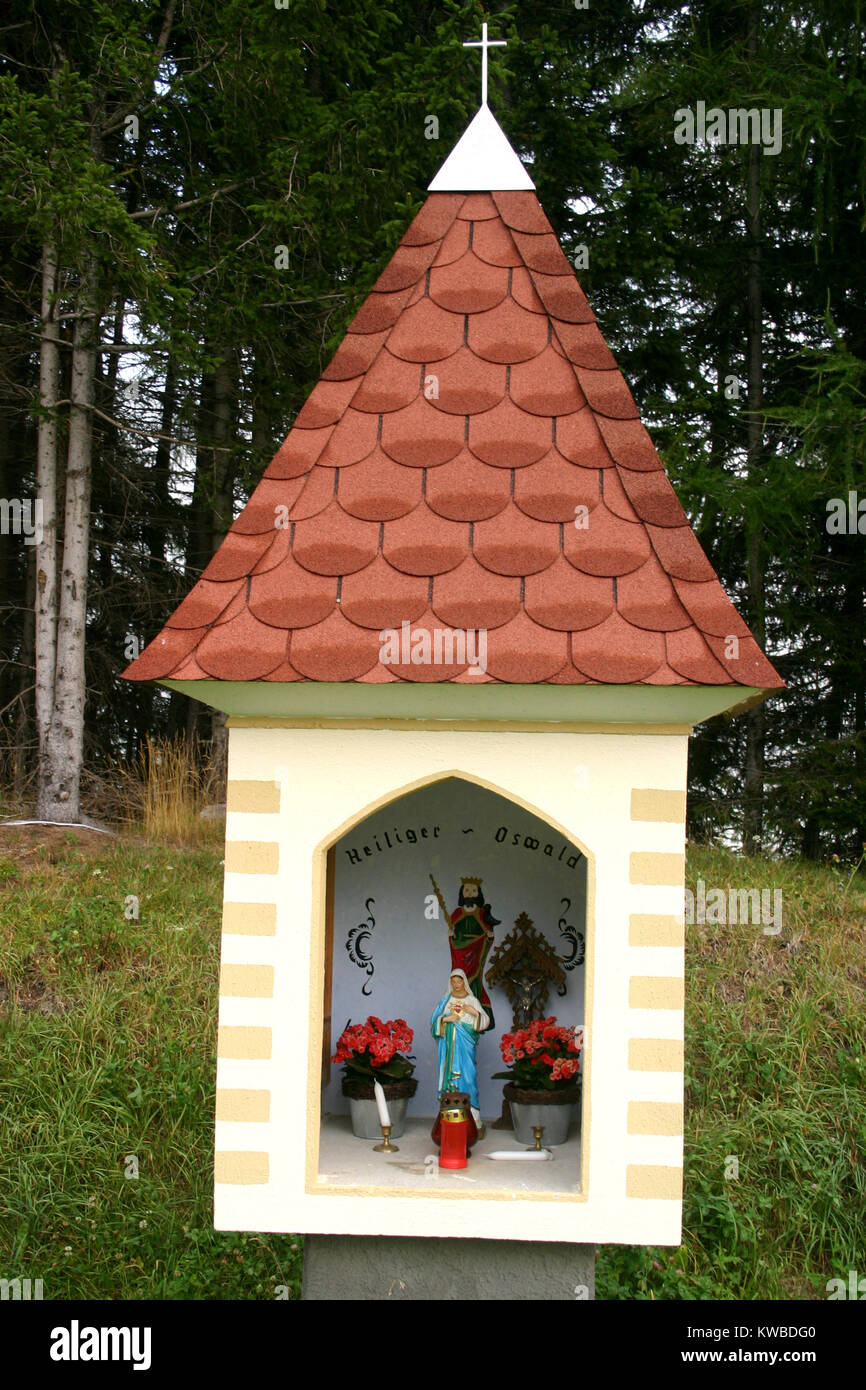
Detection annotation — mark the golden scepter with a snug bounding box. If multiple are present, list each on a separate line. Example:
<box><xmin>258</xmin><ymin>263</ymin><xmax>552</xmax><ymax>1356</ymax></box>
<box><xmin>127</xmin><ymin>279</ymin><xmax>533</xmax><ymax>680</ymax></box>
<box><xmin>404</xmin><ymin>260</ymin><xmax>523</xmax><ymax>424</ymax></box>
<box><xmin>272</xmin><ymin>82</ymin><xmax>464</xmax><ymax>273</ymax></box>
<box><xmin>429</xmin><ymin>873</ymin><xmax>449</xmax><ymax>927</ymax></box>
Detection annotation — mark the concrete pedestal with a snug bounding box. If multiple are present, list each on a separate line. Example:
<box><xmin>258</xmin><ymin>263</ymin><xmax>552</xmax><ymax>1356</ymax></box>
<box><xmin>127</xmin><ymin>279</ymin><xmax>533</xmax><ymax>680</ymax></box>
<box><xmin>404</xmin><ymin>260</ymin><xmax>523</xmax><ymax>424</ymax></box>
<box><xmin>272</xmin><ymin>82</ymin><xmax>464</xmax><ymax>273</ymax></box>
<box><xmin>302</xmin><ymin>1235</ymin><xmax>595</xmax><ymax>1300</ymax></box>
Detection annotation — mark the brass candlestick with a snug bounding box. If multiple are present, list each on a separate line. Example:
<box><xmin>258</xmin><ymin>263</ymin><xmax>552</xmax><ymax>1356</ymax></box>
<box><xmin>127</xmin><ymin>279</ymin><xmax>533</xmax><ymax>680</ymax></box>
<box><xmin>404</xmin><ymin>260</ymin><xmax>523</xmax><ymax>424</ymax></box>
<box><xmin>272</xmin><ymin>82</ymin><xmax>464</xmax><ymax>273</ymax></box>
<box><xmin>530</xmin><ymin>1125</ymin><xmax>545</xmax><ymax>1151</ymax></box>
<box><xmin>373</xmin><ymin>1124</ymin><xmax>398</xmax><ymax>1153</ymax></box>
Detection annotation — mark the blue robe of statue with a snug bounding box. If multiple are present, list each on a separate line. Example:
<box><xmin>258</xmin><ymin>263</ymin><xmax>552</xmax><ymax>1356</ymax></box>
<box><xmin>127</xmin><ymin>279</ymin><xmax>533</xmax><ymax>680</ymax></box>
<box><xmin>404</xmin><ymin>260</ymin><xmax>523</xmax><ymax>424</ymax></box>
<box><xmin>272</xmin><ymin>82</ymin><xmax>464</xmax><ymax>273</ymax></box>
<box><xmin>431</xmin><ymin>991</ymin><xmax>484</xmax><ymax>1111</ymax></box>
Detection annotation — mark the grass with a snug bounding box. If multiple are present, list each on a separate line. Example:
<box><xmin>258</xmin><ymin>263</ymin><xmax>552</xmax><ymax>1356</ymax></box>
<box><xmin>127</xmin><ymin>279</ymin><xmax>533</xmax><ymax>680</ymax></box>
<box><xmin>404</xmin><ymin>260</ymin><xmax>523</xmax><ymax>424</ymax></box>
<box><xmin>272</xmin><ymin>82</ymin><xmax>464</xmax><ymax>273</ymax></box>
<box><xmin>111</xmin><ymin>734</ymin><xmax>227</xmax><ymax>846</ymax></box>
<box><xmin>596</xmin><ymin>846</ymin><xmax>866</xmax><ymax>1300</ymax></box>
<box><xmin>0</xmin><ymin>827</ymin><xmax>301</xmax><ymax>1299</ymax></box>
<box><xmin>0</xmin><ymin>827</ymin><xmax>863</xmax><ymax>1300</ymax></box>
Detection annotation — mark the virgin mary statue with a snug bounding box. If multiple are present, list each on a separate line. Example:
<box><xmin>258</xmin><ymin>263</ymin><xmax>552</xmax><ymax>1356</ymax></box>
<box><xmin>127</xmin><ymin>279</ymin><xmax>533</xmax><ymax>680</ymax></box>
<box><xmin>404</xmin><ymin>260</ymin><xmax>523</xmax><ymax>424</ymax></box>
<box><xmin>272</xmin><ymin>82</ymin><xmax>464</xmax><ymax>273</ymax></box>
<box><xmin>431</xmin><ymin>968</ymin><xmax>490</xmax><ymax>1129</ymax></box>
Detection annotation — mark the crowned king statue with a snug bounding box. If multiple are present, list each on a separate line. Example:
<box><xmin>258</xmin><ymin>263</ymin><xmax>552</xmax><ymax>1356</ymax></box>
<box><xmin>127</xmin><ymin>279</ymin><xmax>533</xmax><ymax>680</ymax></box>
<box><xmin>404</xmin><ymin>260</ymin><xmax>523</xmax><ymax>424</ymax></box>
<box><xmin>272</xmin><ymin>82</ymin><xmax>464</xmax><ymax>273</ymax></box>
<box><xmin>430</xmin><ymin>875</ymin><xmax>500</xmax><ymax>1030</ymax></box>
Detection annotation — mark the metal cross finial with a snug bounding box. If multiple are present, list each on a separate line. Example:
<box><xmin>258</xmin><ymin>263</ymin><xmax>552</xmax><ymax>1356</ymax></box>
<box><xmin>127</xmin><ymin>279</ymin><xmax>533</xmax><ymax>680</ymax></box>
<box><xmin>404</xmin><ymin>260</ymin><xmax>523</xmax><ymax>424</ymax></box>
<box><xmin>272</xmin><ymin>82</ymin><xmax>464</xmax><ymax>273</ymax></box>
<box><xmin>463</xmin><ymin>23</ymin><xmax>506</xmax><ymax>107</ymax></box>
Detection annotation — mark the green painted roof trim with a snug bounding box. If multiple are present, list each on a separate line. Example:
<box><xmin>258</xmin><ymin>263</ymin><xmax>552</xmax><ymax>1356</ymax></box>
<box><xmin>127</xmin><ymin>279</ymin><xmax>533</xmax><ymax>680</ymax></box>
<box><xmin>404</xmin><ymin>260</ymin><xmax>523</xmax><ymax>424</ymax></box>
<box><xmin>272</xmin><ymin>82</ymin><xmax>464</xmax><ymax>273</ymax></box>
<box><xmin>160</xmin><ymin>679</ymin><xmax>766</xmax><ymax>724</ymax></box>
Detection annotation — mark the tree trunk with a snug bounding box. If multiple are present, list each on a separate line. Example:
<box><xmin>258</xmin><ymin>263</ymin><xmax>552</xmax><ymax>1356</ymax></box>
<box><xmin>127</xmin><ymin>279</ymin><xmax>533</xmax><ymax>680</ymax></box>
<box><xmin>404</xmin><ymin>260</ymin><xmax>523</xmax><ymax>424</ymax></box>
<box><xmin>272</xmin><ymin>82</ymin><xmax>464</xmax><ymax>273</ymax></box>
<box><xmin>34</xmin><ymin>241</ymin><xmax>61</xmax><ymax>769</ymax></box>
<box><xmin>37</xmin><ymin>257</ymin><xmax>99</xmax><ymax>821</ymax></box>
<box><xmin>14</xmin><ymin>551</ymin><xmax>37</xmax><ymax>797</ymax></box>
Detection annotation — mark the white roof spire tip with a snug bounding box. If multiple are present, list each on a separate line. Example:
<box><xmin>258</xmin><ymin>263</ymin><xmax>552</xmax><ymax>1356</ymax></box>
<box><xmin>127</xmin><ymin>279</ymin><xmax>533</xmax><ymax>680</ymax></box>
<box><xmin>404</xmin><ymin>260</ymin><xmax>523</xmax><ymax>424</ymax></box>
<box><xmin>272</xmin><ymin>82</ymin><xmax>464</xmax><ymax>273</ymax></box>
<box><xmin>428</xmin><ymin>25</ymin><xmax>534</xmax><ymax>193</ymax></box>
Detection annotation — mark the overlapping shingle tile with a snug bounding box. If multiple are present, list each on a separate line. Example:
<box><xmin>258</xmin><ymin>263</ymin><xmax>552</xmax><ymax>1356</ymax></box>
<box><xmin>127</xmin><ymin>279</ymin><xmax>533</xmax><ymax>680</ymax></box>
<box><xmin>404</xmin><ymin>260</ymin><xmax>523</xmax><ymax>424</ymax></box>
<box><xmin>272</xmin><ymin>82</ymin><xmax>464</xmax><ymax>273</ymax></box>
<box><xmin>294</xmin><ymin>376</ymin><xmax>360</xmax><ymax>429</ymax></box>
<box><xmin>288</xmin><ymin>466</ymin><xmax>335</xmax><ymax>521</ymax></box>
<box><xmin>492</xmin><ymin>190</ymin><xmax>552</xmax><ymax>234</ymax></box>
<box><xmin>380</xmin><ymin>396</ymin><xmax>464</xmax><ymax>467</ymax></box>
<box><xmin>248</xmin><ymin>555</ymin><xmax>336</xmax><ymax>629</ymax></box>
<box><xmin>431</xmin><ymin>557</ymin><xmax>521</xmax><ymax>630</ymax></box>
<box><xmin>388</xmin><ymin>299</ymin><xmax>464</xmax><ymax>361</ymax></box>
<box><xmin>200</xmin><ymin>531</ymin><xmax>275</xmax><ymax>582</ymax></box>
<box><xmin>427</xmin><ymin>346</ymin><xmax>506</xmax><ymax>414</ymax></box>
<box><xmin>351</xmin><ymin>350</ymin><xmax>421</xmax><ymax>414</ymax></box>
<box><xmin>165</xmin><ymin>577</ymin><xmax>245</xmax><ymax>629</ymax></box>
<box><xmin>383</xmin><ymin>507</ymin><xmax>467</xmax><ymax>575</ymax></box>
<box><xmin>426</xmin><ymin>450</ymin><xmax>511</xmax><ymax>521</ymax></box>
<box><xmin>293</xmin><ymin>504</ymin><xmax>379</xmax><ymax>575</ymax></box>
<box><xmin>337</xmin><ymin>447</ymin><xmax>422</xmax><ymax>520</ymax></box>
<box><xmin>472</xmin><ymin>218</ymin><xmax>523</xmax><ymax>267</ymax></box>
<box><xmin>431</xmin><ymin>218</ymin><xmax>470</xmax><ymax>266</ymax></box>
<box><xmin>317</xmin><ymin>408</ymin><xmax>378</xmax><ymax>467</ymax></box>
<box><xmin>556</xmin><ymin>407</ymin><xmax>614</xmax><ymax>469</ymax></box>
<box><xmin>469</xmin><ymin>398</ymin><xmax>551</xmax><ymax>468</ymax></box>
<box><xmin>483</xmin><ymin>611</ymin><xmax>568</xmax><ymax>683</ymax></box>
<box><xmin>457</xmin><ymin>193</ymin><xmax>499</xmax><ymax>221</ymax></box>
<box><xmin>511</xmin><ymin>347</ymin><xmax>586</xmax><ymax>416</ymax></box>
<box><xmin>666</xmin><ymin>628</ymin><xmax>733</xmax><ymax>684</ymax></box>
<box><xmin>563</xmin><ymin>502</ymin><xmax>650</xmax><ymax>576</ymax></box>
<box><xmin>571</xmin><ymin>613</ymin><xmax>665</xmax><ymax>683</ymax></box>
<box><xmin>617</xmin><ymin>556</ymin><xmax>692</xmax><ymax>632</ymax></box>
<box><xmin>401</xmin><ymin>193</ymin><xmax>464</xmax><ymax>245</ymax></box>
<box><xmin>267</xmin><ymin>424</ymin><xmax>331</xmax><ymax>479</ymax></box>
<box><xmin>381</xmin><ymin>609</ymin><xmax>472</xmax><ymax>683</ymax></box>
<box><xmin>429</xmin><ymin>250</ymin><xmax>509</xmax><ymax>312</ymax></box>
<box><xmin>467</xmin><ymin>299</ymin><xmax>549</xmax><ymax>363</ymax></box>
<box><xmin>372</xmin><ymin>241</ymin><xmax>440</xmax><ymax>292</ymax></box>
<box><xmin>289</xmin><ymin>609</ymin><xmax>382</xmax><ymax>682</ymax></box>
<box><xmin>197</xmin><ymin>610</ymin><xmax>289</xmax><ymax>681</ymax></box>
<box><xmin>321</xmin><ymin>327</ymin><xmax>390</xmax><ymax>381</ymax></box>
<box><xmin>524</xmin><ymin>558</ymin><xmax>612</xmax><ymax>632</ymax></box>
<box><xmin>128</xmin><ymin>625</ymin><xmax>206</xmax><ymax>680</ymax></box>
<box><xmin>513</xmin><ymin>448</ymin><xmax>600</xmax><ymax>522</ymax></box>
<box><xmin>474</xmin><ymin>506</ymin><xmax>560</xmax><ymax>577</ymax></box>
<box><xmin>124</xmin><ymin>186</ymin><xmax>783</xmax><ymax>692</ymax></box>
<box><xmin>346</xmin><ymin>290</ymin><xmax>405</xmax><ymax>334</ymax></box>
<box><xmin>340</xmin><ymin>556</ymin><xmax>428</xmax><ymax>630</ymax></box>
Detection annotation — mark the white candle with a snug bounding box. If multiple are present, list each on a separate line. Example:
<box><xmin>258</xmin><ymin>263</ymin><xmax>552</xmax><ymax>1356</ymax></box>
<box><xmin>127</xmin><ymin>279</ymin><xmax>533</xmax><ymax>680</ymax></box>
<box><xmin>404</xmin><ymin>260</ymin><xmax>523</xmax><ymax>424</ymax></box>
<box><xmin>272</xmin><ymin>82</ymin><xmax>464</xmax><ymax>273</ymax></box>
<box><xmin>373</xmin><ymin>1080</ymin><xmax>391</xmax><ymax>1128</ymax></box>
<box><xmin>485</xmin><ymin>1150</ymin><xmax>553</xmax><ymax>1161</ymax></box>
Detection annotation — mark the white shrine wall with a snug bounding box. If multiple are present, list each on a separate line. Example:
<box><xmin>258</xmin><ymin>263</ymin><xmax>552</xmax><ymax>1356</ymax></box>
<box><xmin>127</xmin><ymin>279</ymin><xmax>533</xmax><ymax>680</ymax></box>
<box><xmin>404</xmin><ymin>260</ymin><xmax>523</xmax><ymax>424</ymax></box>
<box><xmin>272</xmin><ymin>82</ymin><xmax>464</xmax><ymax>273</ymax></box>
<box><xmin>213</xmin><ymin>718</ymin><xmax>688</xmax><ymax>1245</ymax></box>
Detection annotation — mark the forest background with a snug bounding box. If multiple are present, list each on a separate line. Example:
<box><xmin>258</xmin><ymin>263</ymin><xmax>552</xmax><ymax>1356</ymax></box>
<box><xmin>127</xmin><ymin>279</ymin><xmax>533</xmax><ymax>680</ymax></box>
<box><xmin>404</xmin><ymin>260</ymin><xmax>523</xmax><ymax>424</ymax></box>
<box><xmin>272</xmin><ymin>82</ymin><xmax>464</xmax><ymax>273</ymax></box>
<box><xmin>0</xmin><ymin>0</ymin><xmax>863</xmax><ymax>862</ymax></box>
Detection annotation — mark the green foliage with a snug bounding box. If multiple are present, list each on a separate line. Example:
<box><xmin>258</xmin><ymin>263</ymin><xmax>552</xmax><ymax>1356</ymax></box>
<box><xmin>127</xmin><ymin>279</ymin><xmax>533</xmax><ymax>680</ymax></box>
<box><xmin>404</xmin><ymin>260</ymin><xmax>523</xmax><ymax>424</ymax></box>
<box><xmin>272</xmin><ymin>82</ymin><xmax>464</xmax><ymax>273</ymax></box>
<box><xmin>598</xmin><ymin>844</ymin><xmax>866</xmax><ymax>1300</ymax></box>
<box><xmin>1</xmin><ymin>835</ymin><xmax>862</xmax><ymax>1299</ymax></box>
<box><xmin>1</xmin><ymin>0</ymin><xmax>864</xmax><ymax>860</ymax></box>
<box><xmin>0</xmin><ymin>835</ymin><xmax>301</xmax><ymax>1298</ymax></box>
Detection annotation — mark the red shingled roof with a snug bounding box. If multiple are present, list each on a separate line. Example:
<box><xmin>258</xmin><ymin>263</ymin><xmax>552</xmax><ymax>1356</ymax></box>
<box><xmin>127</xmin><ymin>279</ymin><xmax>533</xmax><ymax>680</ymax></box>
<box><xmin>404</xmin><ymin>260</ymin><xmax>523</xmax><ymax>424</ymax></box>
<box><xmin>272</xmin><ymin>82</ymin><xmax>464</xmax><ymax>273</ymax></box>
<box><xmin>124</xmin><ymin>189</ymin><xmax>782</xmax><ymax>689</ymax></box>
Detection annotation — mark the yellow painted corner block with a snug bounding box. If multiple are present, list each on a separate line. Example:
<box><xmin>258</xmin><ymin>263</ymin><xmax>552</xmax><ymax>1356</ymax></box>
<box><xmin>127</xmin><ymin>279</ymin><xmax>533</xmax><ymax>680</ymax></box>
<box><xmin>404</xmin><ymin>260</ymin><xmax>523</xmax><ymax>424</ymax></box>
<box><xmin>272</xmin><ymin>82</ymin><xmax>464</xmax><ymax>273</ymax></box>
<box><xmin>630</xmin><ymin>788</ymin><xmax>686</xmax><ymax>823</ymax></box>
<box><xmin>626</xmin><ymin>1164</ymin><xmax>683</xmax><ymax>1200</ymax></box>
<box><xmin>627</xmin><ymin>1101</ymin><xmax>684</xmax><ymax>1136</ymax></box>
<box><xmin>222</xmin><ymin>901</ymin><xmax>277</xmax><ymax>936</ymax></box>
<box><xmin>628</xmin><ymin>1038</ymin><xmax>684</xmax><ymax>1071</ymax></box>
<box><xmin>214</xmin><ymin>1151</ymin><xmax>270</xmax><ymax>1185</ymax></box>
<box><xmin>218</xmin><ymin>1026</ymin><xmax>273</xmax><ymax>1059</ymax></box>
<box><xmin>219</xmin><ymin>963</ymin><xmax>274</xmax><ymax>998</ymax></box>
<box><xmin>215</xmin><ymin>1089</ymin><xmax>271</xmax><ymax>1122</ymax></box>
<box><xmin>227</xmin><ymin>780</ymin><xmax>282</xmax><ymax>815</ymax></box>
<box><xmin>629</xmin><ymin>913</ymin><xmax>684</xmax><ymax>947</ymax></box>
<box><xmin>224</xmin><ymin>841</ymin><xmax>279</xmax><ymax>875</ymax></box>
<box><xmin>629</xmin><ymin>851</ymin><xmax>685</xmax><ymax>886</ymax></box>
<box><xmin>629</xmin><ymin>976</ymin><xmax>685</xmax><ymax>1010</ymax></box>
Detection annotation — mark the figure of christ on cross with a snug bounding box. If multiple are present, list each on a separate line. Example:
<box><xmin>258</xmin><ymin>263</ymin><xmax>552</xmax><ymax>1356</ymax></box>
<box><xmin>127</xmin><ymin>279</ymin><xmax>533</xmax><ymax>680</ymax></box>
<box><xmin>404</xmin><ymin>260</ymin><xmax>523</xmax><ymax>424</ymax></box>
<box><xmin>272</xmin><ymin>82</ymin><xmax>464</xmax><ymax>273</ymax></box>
<box><xmin>430</xmin><ymin>875</ymin><xmax>500</xmax><ymax>1030</ymax></box>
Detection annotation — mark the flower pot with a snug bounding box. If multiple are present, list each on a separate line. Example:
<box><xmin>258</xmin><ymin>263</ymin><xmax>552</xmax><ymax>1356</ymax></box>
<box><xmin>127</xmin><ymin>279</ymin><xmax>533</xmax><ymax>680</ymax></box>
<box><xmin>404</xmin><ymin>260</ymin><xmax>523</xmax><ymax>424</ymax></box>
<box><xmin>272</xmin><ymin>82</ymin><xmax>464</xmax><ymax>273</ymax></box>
<box><xmin>503</xmin><ymin>1082</ymin><xmax>579</xmax><ymax>1146</ymax></box>
<box><xmin>341</xmin><ymin>1077</ymin><xmax>418</xmax><ymax>1140</ymax></box>
<box><xmin>347</xmin><ymin>1096</ymin><xmax>410</xmax><ymax>1140</ymax></box>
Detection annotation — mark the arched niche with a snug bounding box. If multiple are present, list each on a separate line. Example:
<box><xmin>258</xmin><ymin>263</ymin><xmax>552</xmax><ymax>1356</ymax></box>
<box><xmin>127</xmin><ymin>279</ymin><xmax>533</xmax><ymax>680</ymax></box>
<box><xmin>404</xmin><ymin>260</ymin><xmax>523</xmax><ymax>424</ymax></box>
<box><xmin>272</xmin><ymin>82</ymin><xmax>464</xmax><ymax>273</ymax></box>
<box><xmin>313</xmin><ymin>773</ymin><xmax>589</xmax><ymax>1189</ymax></box>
